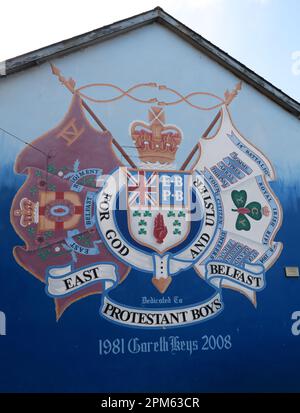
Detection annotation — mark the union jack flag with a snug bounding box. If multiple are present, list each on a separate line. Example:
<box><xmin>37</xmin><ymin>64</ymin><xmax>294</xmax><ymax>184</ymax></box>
<box><xmin>127</xmin><ymin>170</ymin><xmax>158</xmax><ymax>207</ymax></box>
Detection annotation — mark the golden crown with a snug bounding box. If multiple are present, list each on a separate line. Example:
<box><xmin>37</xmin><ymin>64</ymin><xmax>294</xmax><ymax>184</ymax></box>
<box><xmin>130</xmin><ymin>107</ymin><xmax>182</xmax><ymax>164</ymax></box>
<box><xmin>14</xmin><ymin>197</ymin><xmax>39</xmax><ymax>227</ymax></box>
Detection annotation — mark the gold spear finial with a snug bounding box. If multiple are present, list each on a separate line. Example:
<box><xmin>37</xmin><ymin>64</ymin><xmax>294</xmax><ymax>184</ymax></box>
<box><xmin>224</xmin><ymin>80</ymin><xmax>242</xmax><ymax>105</ymax></box>
<box><xmin>50</xmin><ymin>63</ymin><xmax>76</xmax><ymax>93</ymax></box>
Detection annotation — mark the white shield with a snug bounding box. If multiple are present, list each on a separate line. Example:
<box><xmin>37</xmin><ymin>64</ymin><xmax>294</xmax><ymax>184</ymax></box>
<box><xmin>126</xmin><ymin>169</ymin><xmax>192</xmax><ymax>254</ymax></box>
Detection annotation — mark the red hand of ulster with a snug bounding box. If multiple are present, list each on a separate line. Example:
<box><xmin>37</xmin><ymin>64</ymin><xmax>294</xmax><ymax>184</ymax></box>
<box><xmin>153</xmin><ymin>212</ymin><xmax>168</xmax><ymax>244</ymax></box>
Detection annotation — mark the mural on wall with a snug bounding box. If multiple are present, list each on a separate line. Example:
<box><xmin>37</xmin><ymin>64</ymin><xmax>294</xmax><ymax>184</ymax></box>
<box><xmin>10</xmin><ymin>65</ymin><xmax>282</xmax><ymax>327</ymax></box>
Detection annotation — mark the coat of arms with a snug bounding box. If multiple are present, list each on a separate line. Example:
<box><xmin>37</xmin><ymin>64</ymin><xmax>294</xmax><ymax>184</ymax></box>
<box><xmin>10</xmin><ymin>67</ymin><xmax>282</xmax><ymax>328</ymax></box>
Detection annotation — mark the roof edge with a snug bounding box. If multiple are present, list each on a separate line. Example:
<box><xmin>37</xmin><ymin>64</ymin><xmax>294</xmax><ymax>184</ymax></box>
<box><xmin>3</xmin><ymin>7</ymin><xmax>161</xmax><ymax>75</ymax></box>
<box><xmin>1</xmin><ymin>6</ymin><xmax>300</xmax><ymax>118</ymax></box>
<box><xmin>155</xmin><ymin>8</ymin><xmax>300</xmax><ymax>118</ymax></box>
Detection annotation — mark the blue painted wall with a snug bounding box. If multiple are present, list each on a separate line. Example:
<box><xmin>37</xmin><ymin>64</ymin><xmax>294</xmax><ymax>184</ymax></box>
<box><xmin>0</xmin><ymin>23</ymin><xmax>299</xmax><ymax>392</ymax></box>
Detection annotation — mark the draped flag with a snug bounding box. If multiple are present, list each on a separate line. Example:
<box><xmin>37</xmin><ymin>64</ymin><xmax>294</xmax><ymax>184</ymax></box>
<box><xmin>191</xmin><ymin>104</ymin><xmax>282</xmax><ymax>304</ymax></box>
<box><xmin>11</xmin><ymin>94</ymin><xmax>129</xmax><ymax>318</ymax></box>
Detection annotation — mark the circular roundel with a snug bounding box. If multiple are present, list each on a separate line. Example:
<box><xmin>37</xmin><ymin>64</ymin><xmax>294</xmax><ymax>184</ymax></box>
<box><xmin>44</xmin><ymin>199</ymin><xmax>75</xmax><ymax>222</ymax></box>
<box><xmin>96</xmin><ymin>168</ymin><xmax>220</xmax><ymax>273</ymax></box>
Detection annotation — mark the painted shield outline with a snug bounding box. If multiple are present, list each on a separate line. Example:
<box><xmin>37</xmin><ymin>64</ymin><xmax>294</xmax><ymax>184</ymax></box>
<box><xmin>125</xmin><ymin>168</ymin><xmax>193</xmax><ymax>254</ymax></box>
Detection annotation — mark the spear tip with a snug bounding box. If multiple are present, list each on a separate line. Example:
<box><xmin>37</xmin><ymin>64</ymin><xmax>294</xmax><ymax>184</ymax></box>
<box><xmin>50</xmin><ymin>62</ymin><xmax>60</xmax><ymax>77</ymax></box>
<box><xmin>236</xmin><ymin>80</ymin><xmax>242</xmax><ymax>91</ymax></box>
<box><xmin>225</xmin><ymin>80</ymin><xmax>243</xmax><ymax>104</ymax></box>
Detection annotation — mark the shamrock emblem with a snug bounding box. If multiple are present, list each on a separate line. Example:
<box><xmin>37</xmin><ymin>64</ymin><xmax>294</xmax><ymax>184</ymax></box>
<box><xmin>143</xmin><ymin>211</ymin><xmax>152</xmax><ymax>217</ymax></box>
<box><xmin>133</xmin><ymin>210</ymin><xmax>141</xmax><ymax>217</ymax></box>
<box><xmin>138</xmin><ymin>228</ymin><xmax>147</xmax><ymax>235</ymax></box>
<box><xmin>231</xmin><ymin>190</ymin><xmax>263</xmax><ymax>231</ymax></box>
<box><xmin>167</xmin><ymin>210</ymin><xmax>176</xmax><ymax>217</ymax></box>
<box><xmin>138</xmin><ymin>220</ymin><xmax>147</xmax><ymax>226</ymax></box>
<box><xmin>173</xmin><ymin>220</ymin><xmax>181</xmax><ymax>227</ymax></box>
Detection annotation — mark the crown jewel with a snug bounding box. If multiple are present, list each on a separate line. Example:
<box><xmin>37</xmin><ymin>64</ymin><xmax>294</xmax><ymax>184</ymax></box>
<box><xmin>131</xmin><ymin>107</ymin><xmax>182</xmax><ymax>165</ymax></box>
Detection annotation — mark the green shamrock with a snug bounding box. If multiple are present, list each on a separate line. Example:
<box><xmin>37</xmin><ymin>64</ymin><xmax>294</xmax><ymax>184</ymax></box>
<box><xmin>173</xmin><ymin>220</ymin><xmax>181</xmax><ymax>227</ymax></box>
<box><xmin>30</xmin><ymin>186</ymin><xmax>37</xmax><ymax>195</ymax></box>
<box><xmin>143</xmin><ymin>211</ymin><xmax>152</xmax><ymax>217</ymax></box>
<box><xmin>133</xmin><ymin>210</ymin><xmax>141</xmax><ymax>217</ymax></box>
<box><xmin>173</xmin><ymin>228</ymin><xmax>181</xmax><ymax>235</ymax></box>
<box><xmin>138</xmin><ymin>228</ymin><xmax>147</xmax><ymax>235</ymax></box>
<box><xmin>138</xmin><ymin>220</ymin><xmax>147</xmax><ymax>226</ymax></box>
<box><xmin>167</xmin><ymin>211</ymin><xmax>176</xmax><ymax>217</ymax></box>
<box><xmin>178</xmin><ymin>211</ymin><xmax>186</xmax><ymax>218</ymax></box>
<box><xmin>231</xmin><ymin>190</ymin><xmax>262</xmax><ymax>231</ymax></box>
<box><xmin>47</xmin><ymin>164</ymin><xmax>57</xmax><ymax>174</ymax></box>
<box><xmin>27</xmin><ymin>227</ymin><xmax>36</xmax><ymax>237</ymax></box>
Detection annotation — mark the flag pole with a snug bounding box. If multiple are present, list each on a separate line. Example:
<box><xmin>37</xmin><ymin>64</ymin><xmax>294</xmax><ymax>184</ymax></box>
<box><xmin>180</xmin><ymin>81</ymin><xmax>242</xmax><ymax>171</ymax></box>
<box><xmin>50</xmin><ymin>63</ymin><xmax>137</xmax><ymax>168</ymax></box>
